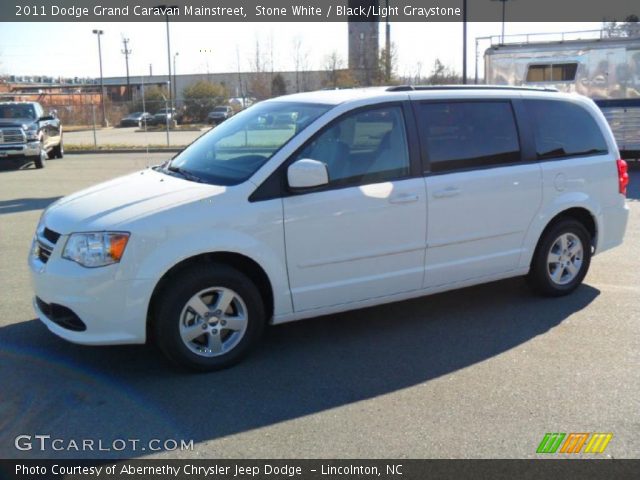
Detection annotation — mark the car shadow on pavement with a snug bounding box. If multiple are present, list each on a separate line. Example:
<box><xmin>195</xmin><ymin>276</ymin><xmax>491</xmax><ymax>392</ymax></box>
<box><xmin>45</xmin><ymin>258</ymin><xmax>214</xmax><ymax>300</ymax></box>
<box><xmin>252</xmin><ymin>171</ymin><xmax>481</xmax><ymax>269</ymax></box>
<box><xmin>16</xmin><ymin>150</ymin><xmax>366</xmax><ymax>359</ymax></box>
<box><xmin>0</xmin><ymin>197</ymin><xmax>61</xmax><ymax>215</ymax></box>
<box><xmin>0</xmin><ymin>279</ymin><xmax>600</xmax><ymax>459</ymax></box>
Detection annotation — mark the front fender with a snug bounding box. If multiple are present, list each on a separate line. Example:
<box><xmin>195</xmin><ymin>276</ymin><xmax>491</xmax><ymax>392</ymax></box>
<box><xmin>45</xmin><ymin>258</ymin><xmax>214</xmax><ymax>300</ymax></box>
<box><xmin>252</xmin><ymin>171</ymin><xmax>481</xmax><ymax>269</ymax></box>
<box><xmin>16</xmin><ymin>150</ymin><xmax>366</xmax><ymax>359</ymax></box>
<box><xmin>119</xmin><ymin>203</ymin><xmax>293</xmax><ymax>318</ymax></box>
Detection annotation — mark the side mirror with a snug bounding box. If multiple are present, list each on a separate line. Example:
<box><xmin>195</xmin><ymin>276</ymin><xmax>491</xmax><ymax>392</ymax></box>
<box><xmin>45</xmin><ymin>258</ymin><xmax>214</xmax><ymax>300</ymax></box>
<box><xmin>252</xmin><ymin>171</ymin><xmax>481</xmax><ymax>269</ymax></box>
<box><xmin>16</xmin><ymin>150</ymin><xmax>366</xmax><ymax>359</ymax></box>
<box><xmin>39</xmin><ymin>115</ymin><xmax>54</xmax><ymax>122</ymax></box>
<box><xmin>287</xmin><ymin>159</ymin><xmax>329</xmax><ymax>189</ymax></box>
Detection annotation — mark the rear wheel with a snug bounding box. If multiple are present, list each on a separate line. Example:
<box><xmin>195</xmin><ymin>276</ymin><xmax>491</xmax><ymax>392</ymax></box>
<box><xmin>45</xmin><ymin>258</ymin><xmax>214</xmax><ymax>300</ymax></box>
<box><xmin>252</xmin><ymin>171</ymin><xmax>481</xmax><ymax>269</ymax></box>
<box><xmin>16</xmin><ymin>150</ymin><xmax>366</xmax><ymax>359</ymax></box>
<box><xmin>51</xmin><ymin>139</ymin><xmax>64</xmax><ymax>159</ymax></box>
<box><xmin>528</xmin><ymin>219</ymin><xmax>592</xmax><ymax>296</ymax></box>
<box><xmin>154</xmin><ymin>264</ymin><xmax>265</xmax><ymax>371</ymax></box>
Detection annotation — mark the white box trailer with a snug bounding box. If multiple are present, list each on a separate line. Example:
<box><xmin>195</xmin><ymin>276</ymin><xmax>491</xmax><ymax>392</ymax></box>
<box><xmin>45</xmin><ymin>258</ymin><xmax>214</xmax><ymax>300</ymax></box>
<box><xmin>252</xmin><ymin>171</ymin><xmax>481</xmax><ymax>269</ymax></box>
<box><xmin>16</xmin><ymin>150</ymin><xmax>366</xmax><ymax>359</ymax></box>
<box><xmin>484</xmin><ymin>31</ymin><xmax>640</xmax><ymax>159</ymax></box>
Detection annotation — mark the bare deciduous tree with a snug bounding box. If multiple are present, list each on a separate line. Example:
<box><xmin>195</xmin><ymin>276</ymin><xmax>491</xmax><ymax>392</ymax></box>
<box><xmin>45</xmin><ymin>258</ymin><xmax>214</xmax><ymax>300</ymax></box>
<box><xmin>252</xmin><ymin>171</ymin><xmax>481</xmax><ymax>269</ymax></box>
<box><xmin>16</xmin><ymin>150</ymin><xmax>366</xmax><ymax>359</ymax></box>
<box><xmin>322</xmin><ymin>51</ymin><xmax>358</xmax><ymax>89</ymax></box>
<box><xmin>293</xmin><ymin>36</ymin><xmax>309</xmax><ymax>92</ymax></box>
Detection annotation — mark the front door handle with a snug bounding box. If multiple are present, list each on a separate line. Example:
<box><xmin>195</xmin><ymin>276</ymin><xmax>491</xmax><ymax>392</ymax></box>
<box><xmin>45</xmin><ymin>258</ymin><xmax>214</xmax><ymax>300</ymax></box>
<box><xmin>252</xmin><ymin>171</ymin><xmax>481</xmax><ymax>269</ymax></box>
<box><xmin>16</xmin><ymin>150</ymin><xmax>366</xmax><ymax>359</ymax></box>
<box><xmin>433</xmin><ymin>187</ymin><xmax>461</xmax><ymax>198</ymax></box>
<box><xmin>389</xmin><ymin>193</ymin><xmax>419</xmax><ymax>204</ymax></box>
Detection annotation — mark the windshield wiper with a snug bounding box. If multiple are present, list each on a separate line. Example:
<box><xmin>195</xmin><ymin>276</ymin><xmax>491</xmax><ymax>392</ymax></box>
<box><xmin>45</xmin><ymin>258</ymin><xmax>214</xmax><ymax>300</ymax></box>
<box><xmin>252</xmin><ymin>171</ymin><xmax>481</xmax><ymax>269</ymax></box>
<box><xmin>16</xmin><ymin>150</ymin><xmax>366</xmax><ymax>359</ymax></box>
<box><xmin>166</xmin><ymin>164</ymin><xmax>205</xmax><ymax>183</ymax></box>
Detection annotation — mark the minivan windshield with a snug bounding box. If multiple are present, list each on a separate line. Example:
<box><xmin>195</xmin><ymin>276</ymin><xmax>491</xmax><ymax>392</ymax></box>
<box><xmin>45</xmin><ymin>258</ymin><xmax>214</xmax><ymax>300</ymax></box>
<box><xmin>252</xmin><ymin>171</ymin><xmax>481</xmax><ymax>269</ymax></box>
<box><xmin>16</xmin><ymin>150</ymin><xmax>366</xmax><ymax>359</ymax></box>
<box><xmin>167</xmin><ymin>101</ymin><xmax>331</xmax><ymax>185</ymax></box>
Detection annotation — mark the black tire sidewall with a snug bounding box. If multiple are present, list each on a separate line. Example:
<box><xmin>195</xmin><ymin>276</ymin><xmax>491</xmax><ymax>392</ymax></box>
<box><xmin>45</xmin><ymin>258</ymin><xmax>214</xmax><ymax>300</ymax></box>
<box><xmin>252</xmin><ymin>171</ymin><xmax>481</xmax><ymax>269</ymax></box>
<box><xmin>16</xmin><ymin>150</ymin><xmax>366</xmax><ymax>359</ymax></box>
<box><xmin>154</xmin><ymin>264</ymin><xmax>265</xmax><ymax>371</ymax></box>
<box><xmin>530</xmin><ymin>219</ymin><xmax>592</xmax><ymax>296</ymax></box>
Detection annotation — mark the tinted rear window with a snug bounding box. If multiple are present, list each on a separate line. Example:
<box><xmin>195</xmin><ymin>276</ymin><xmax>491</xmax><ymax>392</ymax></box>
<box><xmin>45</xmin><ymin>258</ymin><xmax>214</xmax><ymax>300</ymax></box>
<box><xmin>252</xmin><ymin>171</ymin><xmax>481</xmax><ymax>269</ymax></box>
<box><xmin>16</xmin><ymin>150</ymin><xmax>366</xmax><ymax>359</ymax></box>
<box><xmin>417</xmin><ymin>101</ymin><xmax>521</xmax><ymax>173</ymax></box>
<box><xmin>524</xmin><ymin>100</ymin><xmax>608</xmax><ymax>160</ymax></box>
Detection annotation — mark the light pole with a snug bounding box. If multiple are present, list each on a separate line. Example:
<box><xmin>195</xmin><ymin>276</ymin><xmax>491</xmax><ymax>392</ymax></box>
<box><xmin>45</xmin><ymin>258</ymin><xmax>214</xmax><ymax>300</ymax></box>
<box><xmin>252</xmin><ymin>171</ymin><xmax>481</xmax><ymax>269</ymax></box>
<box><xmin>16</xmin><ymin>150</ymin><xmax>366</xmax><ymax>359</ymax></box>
<box><xmin>173</xmin><ymin>52</ymin><xmax>179</xmax><ymax>109</ymax></box>
<box><xmin>160</xmin><ymin>82</ymin><xmax>170</xmax><ymax>147</ymax></box>
<box><xmin>385</xmin><ymin>0</ymin><xmax>391</xmax><ymax>83</ymax></box>
<box><xmin>462</xmin><ymin>0</ymin><xmax>467</xmax><ymax>84</ymax></box>
<box><xmin>491</xmin><ymin>0</ymin><xmax>512</xmax><ymax>44</ymax></box>
<box><xmin>157</xmin><ymin>5</ymin><xmax>177</xmax><ymax>112</ymax></box>
<box><xmin>92</xmin><ymin>29</ymin><xmax>108</xmax><ymax>127</ymax></box>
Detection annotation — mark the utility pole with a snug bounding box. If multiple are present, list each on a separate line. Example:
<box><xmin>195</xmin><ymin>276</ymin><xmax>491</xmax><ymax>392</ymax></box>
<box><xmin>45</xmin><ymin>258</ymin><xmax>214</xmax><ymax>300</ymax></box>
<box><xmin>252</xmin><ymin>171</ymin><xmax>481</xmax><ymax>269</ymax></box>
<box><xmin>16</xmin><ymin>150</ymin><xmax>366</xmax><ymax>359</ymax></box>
<box><xmin>92</xmin><ymin>29</ymin><xmax>108</xmax><ymax>127</ymax></box>
<box><xmin>149</xmin><ymin>64</ymin><xmax>153</xmax><ymax>76</ymax></box>
<box><xmin>121</xmin><ymin>37</ymin><xmax>132</xmax><ymax>100</ymax></box>
<box><xmin>385</xmin><ymin>0</ymin><xmax>391</xmax><ymax>82</ymax></box>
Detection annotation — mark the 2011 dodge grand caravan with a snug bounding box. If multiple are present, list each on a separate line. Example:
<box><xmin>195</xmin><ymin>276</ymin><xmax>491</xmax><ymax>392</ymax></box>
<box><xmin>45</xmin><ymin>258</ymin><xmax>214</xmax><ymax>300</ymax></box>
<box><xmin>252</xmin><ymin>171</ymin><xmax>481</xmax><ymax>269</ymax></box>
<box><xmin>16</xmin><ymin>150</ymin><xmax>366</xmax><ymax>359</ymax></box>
<box><xmin>29</xmin><ymin>86</ymin><xmax>630</xmax><ymax>371</ymax></box>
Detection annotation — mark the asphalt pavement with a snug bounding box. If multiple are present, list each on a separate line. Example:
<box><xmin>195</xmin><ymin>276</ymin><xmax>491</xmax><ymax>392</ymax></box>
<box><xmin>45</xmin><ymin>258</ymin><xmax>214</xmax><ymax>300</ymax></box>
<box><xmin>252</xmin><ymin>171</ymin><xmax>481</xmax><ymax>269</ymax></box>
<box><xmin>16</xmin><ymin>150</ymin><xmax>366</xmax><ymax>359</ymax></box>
<box><xmin>65</xmin><ymin>126</ymin><xmax>208</xmax><ymax>147</ymax></box>
<box><xmin>0</xmin><ymin>154</ymin><xmax>638</xmax><ymax>459</ymax></box>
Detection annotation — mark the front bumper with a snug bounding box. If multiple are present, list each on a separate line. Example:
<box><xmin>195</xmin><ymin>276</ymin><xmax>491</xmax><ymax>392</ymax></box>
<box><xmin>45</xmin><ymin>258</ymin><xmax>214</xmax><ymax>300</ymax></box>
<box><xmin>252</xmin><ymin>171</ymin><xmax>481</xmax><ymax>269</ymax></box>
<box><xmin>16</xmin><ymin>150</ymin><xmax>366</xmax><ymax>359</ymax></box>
<box><xmin>0</xmin><ymin>141</ymin><xmax>41</xmax><ymax>159</ymax></box>
<box><xmin>29</xmin><ymin>236</ymin><xmax>154</xmax><ymax>345</ymax></box>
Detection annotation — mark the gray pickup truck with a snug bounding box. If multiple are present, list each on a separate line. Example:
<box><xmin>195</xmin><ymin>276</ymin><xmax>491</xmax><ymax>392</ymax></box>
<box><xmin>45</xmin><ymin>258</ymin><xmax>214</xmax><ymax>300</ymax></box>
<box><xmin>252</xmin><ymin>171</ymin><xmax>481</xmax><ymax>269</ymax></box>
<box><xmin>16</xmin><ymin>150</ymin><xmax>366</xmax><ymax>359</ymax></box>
<box><xmin>0</xmin><ymin>101</ymin><xmax>63</xmax><ymax>169</ymax></box>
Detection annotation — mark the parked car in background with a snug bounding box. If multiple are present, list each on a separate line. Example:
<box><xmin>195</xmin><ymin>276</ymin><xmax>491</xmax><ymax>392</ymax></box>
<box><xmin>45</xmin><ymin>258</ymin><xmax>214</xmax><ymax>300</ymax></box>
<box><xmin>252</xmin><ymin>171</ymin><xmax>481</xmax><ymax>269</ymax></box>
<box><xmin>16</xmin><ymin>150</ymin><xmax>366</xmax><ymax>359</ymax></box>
<box><xmin>119</xmin><ymin>112</ymin><xmax>153</xmax><ymax>128</ymax></box>
<box><xmin>0</xmin><ymin>101</ymin><xmax>63</xmax><ymax>169</ymax></box>
<box><xmin>29</xmin><ymin>86</ymin><xmax>629</xmax><ymax>370</ymax></box>
<box><xmin>151</xmin><ymin>108</ymin><xmax>182</xmax><ymax>126</ymax></box>
<box><xmin>207</xmin><ymin>106</ymin><xmax>234</xmax><ymax>125</ymax></box>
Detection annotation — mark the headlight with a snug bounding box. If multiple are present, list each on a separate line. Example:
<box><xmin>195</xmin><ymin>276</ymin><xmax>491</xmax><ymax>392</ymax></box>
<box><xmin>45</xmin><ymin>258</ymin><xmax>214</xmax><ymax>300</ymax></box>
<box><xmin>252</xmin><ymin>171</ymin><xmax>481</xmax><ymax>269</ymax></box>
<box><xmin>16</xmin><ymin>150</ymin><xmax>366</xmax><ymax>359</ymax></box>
<box><xmin>24</xmin><ymin>124</ymin><xmax>39</xmax><ymax>141</ymax></box>
<box><xmin>62</xmin><ymin>232</ymin><xmax>130</xmax><ymax>268</ymax></box>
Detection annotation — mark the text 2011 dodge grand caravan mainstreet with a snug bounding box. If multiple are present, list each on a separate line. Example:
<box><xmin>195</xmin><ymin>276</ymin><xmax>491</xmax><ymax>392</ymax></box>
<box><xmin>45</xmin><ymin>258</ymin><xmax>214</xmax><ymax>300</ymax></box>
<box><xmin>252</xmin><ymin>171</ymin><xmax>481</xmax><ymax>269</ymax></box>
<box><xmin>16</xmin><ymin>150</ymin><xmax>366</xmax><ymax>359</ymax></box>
<box><xmin>29</xmin><ymin>86</ymin><xmax>630</xmax><ymax>370</ymax></box>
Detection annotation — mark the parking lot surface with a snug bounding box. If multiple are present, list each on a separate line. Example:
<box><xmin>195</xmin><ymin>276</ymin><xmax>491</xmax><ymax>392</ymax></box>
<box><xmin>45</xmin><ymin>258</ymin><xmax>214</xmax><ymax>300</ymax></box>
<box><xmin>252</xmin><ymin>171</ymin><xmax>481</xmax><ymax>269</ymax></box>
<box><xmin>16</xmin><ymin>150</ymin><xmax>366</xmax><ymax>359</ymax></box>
<box><xmin>0</xmin><ymin>154</ymin><xmax>638</xmax><ymax>459</ymax></box>
<box><xmin>65</xmin><ymin>126</ymin><xmax>208</xmax><ymax>147</ymax></box>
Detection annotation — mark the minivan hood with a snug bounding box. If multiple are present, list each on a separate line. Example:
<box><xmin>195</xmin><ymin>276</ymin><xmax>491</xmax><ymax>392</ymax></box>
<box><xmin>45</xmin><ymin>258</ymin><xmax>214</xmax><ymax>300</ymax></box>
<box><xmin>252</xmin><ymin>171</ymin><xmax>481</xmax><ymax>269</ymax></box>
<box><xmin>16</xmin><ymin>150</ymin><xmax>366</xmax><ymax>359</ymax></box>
<box><xmin>43</xmin><ymin>168</ymin><xmax>226</xmax><ymax>233</ymax></box>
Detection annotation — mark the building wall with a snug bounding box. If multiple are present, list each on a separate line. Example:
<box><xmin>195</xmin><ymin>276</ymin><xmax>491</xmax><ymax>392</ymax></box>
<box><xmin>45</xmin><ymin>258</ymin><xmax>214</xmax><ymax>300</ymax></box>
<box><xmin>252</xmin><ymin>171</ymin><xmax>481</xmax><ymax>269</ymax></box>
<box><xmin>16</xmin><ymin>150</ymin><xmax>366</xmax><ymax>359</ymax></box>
<box><xmin>104</xmin><ymin>70</ymin><xmax>332</xmax><ymax>104</ymax></box>
<box><xmin>347</xmin><ymin>0</ymin><xmax>380</xmax><ymax>85</ymax></box>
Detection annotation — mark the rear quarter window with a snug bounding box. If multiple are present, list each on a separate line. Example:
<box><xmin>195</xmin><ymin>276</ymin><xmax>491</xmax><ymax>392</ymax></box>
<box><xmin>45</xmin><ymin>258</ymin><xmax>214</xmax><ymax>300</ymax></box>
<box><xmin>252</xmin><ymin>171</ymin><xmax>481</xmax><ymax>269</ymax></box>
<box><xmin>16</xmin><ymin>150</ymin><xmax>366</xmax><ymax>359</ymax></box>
<box><xmin>524</xmin><ymin>99</ymin><xmax>608</xmax><ymax>160</ymax></box>
<box><xmin>416</xmin><ymin>101</ymin><xmax>521</xmax><ymax>173</ymax></box>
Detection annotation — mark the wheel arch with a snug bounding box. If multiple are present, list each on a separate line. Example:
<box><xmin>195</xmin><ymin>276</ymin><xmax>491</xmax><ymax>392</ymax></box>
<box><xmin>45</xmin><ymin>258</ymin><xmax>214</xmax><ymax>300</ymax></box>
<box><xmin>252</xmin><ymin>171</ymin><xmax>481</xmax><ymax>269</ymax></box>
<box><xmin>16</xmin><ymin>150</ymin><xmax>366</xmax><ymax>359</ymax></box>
<box><xmin>530</xmin><ymin>206</ymin><xmax>598</xmax><ymax>268</ymax></box>
<box><xmin>146</xmin><ymin>251</ymin><xmax>274</xmax><ymax>342</ymax></box>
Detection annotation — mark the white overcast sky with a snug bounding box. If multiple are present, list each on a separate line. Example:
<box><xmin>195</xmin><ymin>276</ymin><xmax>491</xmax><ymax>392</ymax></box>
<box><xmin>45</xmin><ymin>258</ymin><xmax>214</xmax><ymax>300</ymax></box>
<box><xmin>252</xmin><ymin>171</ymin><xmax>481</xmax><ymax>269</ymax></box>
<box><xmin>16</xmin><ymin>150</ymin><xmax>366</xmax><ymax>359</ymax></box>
<box><xmin>0</xmin><ymin>22</ymin><xmax>602</xmax><ymax>80</ymax></box>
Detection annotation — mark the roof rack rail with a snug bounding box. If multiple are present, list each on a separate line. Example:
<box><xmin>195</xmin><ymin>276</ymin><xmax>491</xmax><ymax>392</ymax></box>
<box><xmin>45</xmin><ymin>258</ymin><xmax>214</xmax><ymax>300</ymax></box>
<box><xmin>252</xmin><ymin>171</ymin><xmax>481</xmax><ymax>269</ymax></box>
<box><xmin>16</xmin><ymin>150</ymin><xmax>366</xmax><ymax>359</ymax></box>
<box><xmin>386</xmin><ymin>85</ymin><xmax>558</xmax><ymax>93</ymax></box>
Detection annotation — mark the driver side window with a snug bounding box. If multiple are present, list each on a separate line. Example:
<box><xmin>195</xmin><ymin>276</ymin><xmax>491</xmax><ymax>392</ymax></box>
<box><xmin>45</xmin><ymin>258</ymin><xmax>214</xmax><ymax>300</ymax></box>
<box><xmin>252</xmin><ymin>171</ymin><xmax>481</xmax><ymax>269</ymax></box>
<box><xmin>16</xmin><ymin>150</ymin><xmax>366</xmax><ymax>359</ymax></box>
<box><xmin>294</xmin><ymin>105</ymin><xmax>410</xmax><ymax>187</ymax></box>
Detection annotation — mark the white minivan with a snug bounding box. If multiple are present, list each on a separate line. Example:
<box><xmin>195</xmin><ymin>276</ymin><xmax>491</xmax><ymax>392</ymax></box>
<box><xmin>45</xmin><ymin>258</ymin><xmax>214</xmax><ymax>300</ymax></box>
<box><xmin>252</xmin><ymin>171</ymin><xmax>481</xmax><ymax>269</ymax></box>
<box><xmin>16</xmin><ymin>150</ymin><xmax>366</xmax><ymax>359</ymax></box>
<box><xmin>29</xmin><ymin>86</ymin><xmax>630</xmax><ymax>370</ymax></box>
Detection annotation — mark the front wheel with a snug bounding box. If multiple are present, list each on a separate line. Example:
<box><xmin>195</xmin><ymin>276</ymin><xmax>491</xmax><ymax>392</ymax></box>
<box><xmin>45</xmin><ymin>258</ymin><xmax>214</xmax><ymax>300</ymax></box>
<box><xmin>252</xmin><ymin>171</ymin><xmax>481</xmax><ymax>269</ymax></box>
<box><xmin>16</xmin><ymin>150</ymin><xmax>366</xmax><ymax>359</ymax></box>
<box><xmin>527</xmin><ymin>219</ymin><xmax>592</xmax><ymax>297</ymax></box>
<box><xmin>33</xmin><ymin>146</ymin><xmax>47</xmax><ymax>169</ymax></box>
<box><xmin>154</xmin><ymin>264</ymin><xmax>265</xmax><ymax>371</ymax></box>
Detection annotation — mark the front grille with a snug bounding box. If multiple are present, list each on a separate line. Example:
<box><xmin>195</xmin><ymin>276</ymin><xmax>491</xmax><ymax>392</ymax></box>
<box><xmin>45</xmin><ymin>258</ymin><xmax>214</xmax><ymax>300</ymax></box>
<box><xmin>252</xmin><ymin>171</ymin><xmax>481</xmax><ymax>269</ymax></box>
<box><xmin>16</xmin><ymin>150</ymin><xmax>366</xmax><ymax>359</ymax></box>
<box><xmin>43</xmin><ymin>227</ymin><xmax>61</xmax><ymax>244</ymax></box>
<box><xmin>0</xmin><ymin>128</ymin><xmax>26</xmax><ymax>144</ymax></box>
<box><xmin>35</xmin><ymin>297</ymin><xmax>87</xmax><ymax>331</ymax></box>
<box><xmin>35</xmin><ymin>226</ymin><xmax>60</xmax><ymax>264</ymax></box>
<box><xmin>37</xmin><ymin>242</ymin><xmax>52</xmax><ymax>263</ymax></box>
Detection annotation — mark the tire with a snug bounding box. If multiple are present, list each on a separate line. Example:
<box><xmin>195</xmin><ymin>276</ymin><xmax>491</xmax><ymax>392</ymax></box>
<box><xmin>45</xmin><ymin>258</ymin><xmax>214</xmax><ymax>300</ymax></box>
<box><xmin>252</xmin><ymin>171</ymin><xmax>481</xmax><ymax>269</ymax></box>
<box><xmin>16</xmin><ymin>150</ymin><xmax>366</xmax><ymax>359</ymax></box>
<box><xmin>154</xmin><ymin>264</ymin><xmax>266</xmax><ymax>371</ymax></box>
<box><xmin>527</xmin><ymin>218</ymin><xmax>592</xmax><ymax>297</ymax></box>
<box><xmin>33</xmin><ymin>145</ymin><xmax>46</xmax><ymax>169</ymax></box>
<box><xmin>51</xmin><ymin>140</ymin><xmax>64</xmax><ymax>159</ymax></box>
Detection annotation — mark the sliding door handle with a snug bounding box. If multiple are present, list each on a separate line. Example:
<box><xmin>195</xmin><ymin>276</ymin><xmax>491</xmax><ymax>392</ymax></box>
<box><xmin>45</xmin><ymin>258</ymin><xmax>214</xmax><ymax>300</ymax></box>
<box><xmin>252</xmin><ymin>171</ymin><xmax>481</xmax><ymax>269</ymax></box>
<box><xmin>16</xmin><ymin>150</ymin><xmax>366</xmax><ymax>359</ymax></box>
<box><xmin>433</xmin><ymin>187</ymin><xmax>461</xmax><ymax>198</ymax></box>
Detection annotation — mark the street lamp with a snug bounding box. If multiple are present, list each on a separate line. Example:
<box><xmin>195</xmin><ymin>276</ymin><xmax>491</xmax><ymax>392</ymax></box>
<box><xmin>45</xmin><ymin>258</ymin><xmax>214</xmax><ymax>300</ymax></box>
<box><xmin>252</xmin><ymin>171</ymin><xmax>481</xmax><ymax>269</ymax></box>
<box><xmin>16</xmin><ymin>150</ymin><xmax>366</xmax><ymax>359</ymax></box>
<box><xmin>92</xmin><ymin>29</ymin><xmax>108</xmax><ymax>127</ymax></box>
<box><xmin>173</xmin><ymin>51</ymin><xmax>179</xmax><ymax>109</ymax></box>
